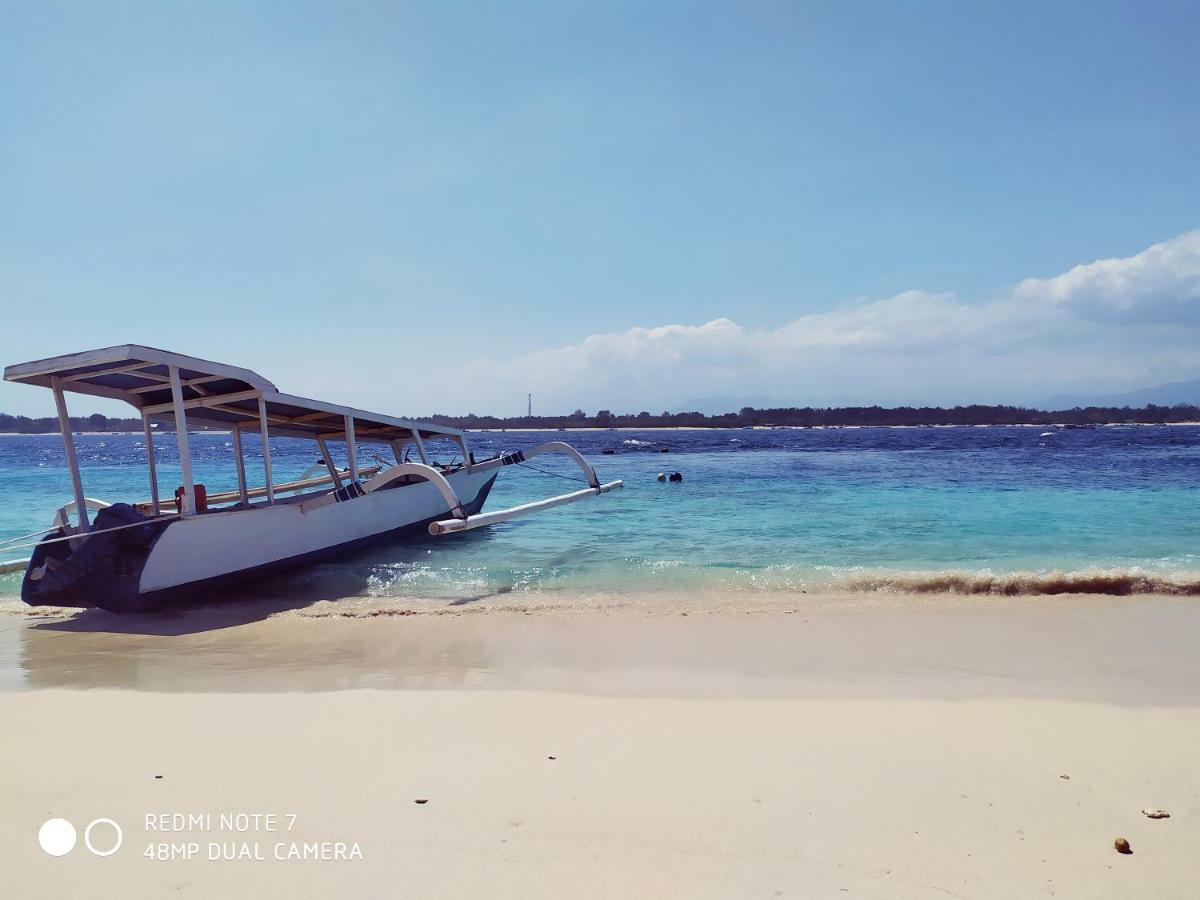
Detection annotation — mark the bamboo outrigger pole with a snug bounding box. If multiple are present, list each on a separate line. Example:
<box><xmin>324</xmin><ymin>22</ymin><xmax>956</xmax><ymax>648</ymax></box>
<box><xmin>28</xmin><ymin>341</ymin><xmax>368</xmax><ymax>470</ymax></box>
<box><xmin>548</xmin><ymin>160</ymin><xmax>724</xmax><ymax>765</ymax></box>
<box><xmin>428</xmin><ymin>480</ymin><xmax>623</xmax><ymax>535</ymax></box>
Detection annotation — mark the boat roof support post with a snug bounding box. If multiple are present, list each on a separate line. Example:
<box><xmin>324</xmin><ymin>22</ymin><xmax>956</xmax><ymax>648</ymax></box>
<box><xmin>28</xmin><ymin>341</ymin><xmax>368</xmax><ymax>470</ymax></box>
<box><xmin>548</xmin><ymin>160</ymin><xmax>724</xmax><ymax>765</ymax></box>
<box><xmin>345</xmin><ymin>415</ymin><xmax>358</xmax><ymax>481</ymax></box>
<box><xmin>142</xmin><ymin>411</ymin><xmax>161</xmax><ymax>516</ymax></box>
<box><xmin>410</xmin><ymin>429</ymin><xmax>429</xmax><ymax>465</ymax></box>
<box><xmin>51</xmin><ymin>376</ymin><xmax>91</xmax><ymax>532</ymax></box>
<box><xmin>231</xmin><ymin>424</ymin><xmax>249</xmax><ymax>506</ymax></box>
<box><xmin>169</xmin><ymin>365</ymin><xmax>196</xmax><ymax>515</ymax></box>
<box><xmin>317</xmin><ymin>437</ymin><xmax>344</xmax><ymax>488</ymax></box>
<box><xmin>454</xmin><ymin>434</ymin><xmax>470</xmax><ymax>468</ymax></box>
<box><xmin>257</xmin><ymin>395</ymin><xmax>275</xmax><ymax>505</ymax></box>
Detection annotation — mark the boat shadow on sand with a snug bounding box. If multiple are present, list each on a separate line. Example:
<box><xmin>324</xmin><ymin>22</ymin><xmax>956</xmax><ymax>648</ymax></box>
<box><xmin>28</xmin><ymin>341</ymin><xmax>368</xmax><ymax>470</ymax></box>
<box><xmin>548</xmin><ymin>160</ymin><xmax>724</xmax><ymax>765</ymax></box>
<box><xmin>28</xmin><ymin>530</ymin><xmax>519</xmax><ymax>636</ymax></box>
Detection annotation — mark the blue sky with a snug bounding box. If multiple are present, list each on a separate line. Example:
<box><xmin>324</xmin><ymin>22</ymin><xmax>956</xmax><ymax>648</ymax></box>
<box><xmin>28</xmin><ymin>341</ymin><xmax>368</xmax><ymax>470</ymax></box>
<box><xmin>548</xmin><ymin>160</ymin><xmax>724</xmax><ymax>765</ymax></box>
<box><xmin>1</xmin><ymin>1</ymin><xmax>1197</xmax><ymax>416</ymax></box>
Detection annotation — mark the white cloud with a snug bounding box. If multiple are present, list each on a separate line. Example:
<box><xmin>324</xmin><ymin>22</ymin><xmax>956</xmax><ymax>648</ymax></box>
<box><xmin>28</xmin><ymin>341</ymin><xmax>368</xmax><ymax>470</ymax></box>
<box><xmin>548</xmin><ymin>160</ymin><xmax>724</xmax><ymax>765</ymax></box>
<box><xmin>1013</xmin><ymin>229</ymin><xmax>1200</xmax><ymax>322</ymax></box>
<box><xmin>420</xmin><ymin>229</ymin><xmax>1200</xmax><ymax>414</ymax></box>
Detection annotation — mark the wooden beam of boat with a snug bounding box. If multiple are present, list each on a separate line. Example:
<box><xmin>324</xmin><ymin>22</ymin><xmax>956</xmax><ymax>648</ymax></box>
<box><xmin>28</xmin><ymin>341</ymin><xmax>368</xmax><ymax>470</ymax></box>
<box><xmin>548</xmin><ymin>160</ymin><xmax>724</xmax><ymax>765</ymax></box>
<box><xmin>141</xmin><ymin>389</ymin><xmax>262</xmax><ymax>416</ymax></box>
<box><xmin>134</xmin><ymin>465</ymin><xmax>384</xmax><ymax>512</ymax></box>
<box><xmin>428</xmin><ymin>480</ymin><xmax>623</xmax><ymax>535</ymax></box>
<box><xmin>209</xmin><ymin>464</ymin><xmax>382</xmax><ymax>502</ymax></box>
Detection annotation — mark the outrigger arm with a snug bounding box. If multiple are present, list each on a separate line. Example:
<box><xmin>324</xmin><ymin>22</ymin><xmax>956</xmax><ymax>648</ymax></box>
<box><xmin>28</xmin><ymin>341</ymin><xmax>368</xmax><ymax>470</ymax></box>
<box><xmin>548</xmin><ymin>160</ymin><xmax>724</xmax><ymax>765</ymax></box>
<box><xmin>428</xmin><ymin>441</ymin><xmax>623</xmax><ymax>536</ymax></box>
<box><xmin>362</xmin><ymin>463</ymin><xmax>469</xmax><ymax>519</ymax></box>
<box><xmin>428</xmin><ymin>481</ymin><xmax>622</xmax><ymax>535</ymax></box>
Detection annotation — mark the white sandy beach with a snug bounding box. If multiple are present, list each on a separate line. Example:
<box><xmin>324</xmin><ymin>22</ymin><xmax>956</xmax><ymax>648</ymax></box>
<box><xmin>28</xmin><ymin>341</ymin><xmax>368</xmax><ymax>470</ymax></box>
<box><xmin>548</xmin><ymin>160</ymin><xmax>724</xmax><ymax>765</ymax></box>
<box><xmin>3</xmin><ymin>596</ymin><xmax>1200</xmax><ymax>898</ymax></box>
<box><xmin>6</xmin><ymin>689</ymin><xmax>1199</xmax><ymax>899</ymax></box>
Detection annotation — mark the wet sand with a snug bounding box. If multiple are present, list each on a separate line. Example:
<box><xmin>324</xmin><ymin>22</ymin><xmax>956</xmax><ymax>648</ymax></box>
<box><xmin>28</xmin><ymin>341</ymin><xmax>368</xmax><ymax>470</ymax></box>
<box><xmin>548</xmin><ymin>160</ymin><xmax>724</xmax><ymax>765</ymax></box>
<box><xmin>3</xmin><ymin>594</ymin><xmax>1200</xmax><ymax>897</ymax></box>
<box><xmin>4</xmin><ymin>592</ymin><xmax>1200</xmax><ymax>701</ymax></box>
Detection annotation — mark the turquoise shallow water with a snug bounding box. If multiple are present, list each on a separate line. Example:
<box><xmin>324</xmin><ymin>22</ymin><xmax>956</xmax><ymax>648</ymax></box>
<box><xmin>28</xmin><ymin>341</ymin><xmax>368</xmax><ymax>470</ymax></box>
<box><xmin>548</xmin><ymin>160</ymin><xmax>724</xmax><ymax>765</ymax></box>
<box><xmin>2</xmin><ymin>426</ymin><xmax>1199</xmax><ymax>609</ymax></box>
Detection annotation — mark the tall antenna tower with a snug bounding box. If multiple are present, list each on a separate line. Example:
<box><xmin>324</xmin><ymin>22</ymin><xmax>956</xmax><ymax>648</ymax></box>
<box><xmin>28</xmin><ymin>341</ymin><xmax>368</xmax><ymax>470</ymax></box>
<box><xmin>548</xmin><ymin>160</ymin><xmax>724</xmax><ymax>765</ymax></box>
<box><xmin>527</xmin><ymin>393</ymin><xmax>532</xmax><ymax>417</ymax></box>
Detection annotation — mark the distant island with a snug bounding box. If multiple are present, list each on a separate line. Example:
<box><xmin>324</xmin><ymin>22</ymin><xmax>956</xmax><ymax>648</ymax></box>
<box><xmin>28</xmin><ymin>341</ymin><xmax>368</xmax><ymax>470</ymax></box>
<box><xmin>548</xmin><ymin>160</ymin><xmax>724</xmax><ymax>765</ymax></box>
<box><xmin>428</xmin><ymin>403</ymin><xmax>1200</xmax><ymax>429</ymax></box>
<box><xmin>0</xmin><ymin>413</ymin><xmax>156</xmax><ymax>434</ymax></box>
<box><xmin>3</xmin><ymin>403</ymin><xmax>1199</xmax><ymax>435</ymax></box>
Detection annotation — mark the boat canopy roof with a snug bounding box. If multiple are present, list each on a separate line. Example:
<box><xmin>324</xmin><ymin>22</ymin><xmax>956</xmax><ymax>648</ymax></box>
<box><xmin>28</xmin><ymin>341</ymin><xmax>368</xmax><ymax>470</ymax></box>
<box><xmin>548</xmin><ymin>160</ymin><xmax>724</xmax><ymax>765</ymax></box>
<box><xmin>3</xmin><ymin>344</ymin><xmax>463</xmax><ymax>443</ymax></box>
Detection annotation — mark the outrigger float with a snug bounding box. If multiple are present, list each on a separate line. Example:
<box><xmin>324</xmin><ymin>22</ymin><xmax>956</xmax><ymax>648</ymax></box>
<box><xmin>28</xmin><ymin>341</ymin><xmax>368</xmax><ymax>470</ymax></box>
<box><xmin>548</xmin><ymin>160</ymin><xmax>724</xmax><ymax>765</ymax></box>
<box><xmin>2</xmin><ymin>345</ymin><xmax>621</xmax><ymax>612</ymax></box>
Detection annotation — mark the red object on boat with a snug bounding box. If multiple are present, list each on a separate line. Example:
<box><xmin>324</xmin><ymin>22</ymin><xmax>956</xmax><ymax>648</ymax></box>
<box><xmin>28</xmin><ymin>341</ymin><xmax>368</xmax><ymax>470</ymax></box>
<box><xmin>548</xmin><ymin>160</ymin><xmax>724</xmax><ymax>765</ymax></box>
<box><xmin>174</xmin><ymin>484</ymin><xmax>207</xmax><ymax>513</ymax></box>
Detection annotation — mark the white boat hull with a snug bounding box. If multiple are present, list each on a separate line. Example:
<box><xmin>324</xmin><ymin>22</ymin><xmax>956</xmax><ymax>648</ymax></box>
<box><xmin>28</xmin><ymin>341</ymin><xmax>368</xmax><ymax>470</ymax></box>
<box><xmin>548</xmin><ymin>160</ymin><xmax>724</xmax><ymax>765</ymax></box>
<box><xmin>140</xmin><ymin>467</ymin><xmax>496</xmax><ymax>594</ymax></box>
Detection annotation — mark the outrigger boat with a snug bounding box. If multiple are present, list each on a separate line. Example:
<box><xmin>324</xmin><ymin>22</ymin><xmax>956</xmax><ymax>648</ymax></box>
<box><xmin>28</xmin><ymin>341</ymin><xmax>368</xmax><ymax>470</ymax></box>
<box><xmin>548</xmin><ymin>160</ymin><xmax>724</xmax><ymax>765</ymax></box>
<box><xmin>2</xmin><ymin>345</ymin><xmax>621</xmax><ymax>612</ymax></box>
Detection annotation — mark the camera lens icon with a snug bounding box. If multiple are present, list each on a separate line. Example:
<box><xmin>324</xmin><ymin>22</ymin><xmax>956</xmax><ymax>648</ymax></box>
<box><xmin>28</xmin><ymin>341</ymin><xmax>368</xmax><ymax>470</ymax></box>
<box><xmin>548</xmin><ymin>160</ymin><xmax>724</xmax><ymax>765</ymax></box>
<box><xmin>85</xmin><ymin>819</ymin><xmax>123</xmax><ymax>856</ymax></box>
<box><xmin>38</xmin><ymin>818</ymin><xmax>123</xmax><ymax>857</ymax></box>
<box><xmin>37</xmin><ymin>819</ymin><xmax>76</xmax><ymax>857</ymax></box>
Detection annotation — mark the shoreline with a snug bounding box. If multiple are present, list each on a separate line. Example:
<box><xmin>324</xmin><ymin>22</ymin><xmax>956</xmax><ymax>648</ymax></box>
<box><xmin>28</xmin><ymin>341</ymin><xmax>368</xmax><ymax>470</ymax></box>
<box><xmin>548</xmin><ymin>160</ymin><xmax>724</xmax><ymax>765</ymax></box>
<box><xmin>8</xmin><ymin>562</ymin><xmax>1200</xmax><ymax>625</ymax></box>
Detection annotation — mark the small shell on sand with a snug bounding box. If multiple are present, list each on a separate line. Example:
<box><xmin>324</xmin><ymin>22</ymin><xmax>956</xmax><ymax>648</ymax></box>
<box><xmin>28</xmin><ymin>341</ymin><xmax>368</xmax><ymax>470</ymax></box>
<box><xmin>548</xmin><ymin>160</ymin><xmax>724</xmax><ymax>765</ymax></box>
<box><xmin>1142</xmin><ymin>809</ymin><xmax>1170</xmax><ymax>819</ymax></box>
<box><xmin>1114</xmin><ymin>837</ymin><xmax>1132</xmax><ymax>854</ymax></box>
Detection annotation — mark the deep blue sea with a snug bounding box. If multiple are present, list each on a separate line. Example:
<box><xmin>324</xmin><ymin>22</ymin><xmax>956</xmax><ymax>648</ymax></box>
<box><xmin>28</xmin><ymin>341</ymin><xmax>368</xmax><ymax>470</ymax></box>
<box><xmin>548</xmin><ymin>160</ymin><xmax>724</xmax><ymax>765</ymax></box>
<box><xmin>2</xmin><ymin>425</ymin><xmax>1199</xmax><ymax>610</ymax></box>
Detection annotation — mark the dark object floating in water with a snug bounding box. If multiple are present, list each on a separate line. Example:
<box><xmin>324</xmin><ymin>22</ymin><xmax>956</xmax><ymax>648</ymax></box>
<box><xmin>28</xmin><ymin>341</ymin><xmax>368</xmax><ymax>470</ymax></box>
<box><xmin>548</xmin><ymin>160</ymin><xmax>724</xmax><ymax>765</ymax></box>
<box><xmin>602</xmin><ymin>449</ymin><xmax>615</xmax><ymax>455</ymax></box>
<box><xmin>1114</xmin><ymin>837</ymin><xmax>1131</xmax><ymax>854</ymax></box>
<box><xmin>659</xmin><ymin>447</ymin><xmax>670</xmax><ymax>453</ymax></box>
<box><xmin>668</xmin><ymin>472</ymin><xmax>683</xmax><ymax>482</ymax></box>
<box><xmin>415</xmin><ymin>799</ymin><xmax>429</xmax><ymax>805</ymax></box>
<box><xmin>1142</xmin><ymin>809</ymin><xmax>1170</xmax><ymax>819</ymax></box>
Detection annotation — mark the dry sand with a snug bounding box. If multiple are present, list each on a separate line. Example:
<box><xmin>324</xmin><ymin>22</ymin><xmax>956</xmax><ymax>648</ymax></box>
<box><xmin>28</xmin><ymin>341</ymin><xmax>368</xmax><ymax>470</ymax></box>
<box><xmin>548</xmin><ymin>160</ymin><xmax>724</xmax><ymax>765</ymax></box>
<box><xmin>3</xmin><ymin>595</ymin><xmax>1199</xmax><ymax>898</ymax></box>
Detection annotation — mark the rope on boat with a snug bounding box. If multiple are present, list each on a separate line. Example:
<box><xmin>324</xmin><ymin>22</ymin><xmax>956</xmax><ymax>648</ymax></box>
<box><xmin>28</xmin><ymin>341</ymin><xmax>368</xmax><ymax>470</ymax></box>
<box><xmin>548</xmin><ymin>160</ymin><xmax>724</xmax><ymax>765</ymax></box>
<box><xmin>0</xmin><ymin>525</ymin><xmax>59</xmax><ymax>550</ymax></box>
<box><xmin>514</xmin><ymin>461</ymin><xmax>592</xmax><ymax>485</ymax></box>
<box><xmin>0</xmin><ymin>514</ymin><xmax>182</xmax><ymax>555</ymax></box>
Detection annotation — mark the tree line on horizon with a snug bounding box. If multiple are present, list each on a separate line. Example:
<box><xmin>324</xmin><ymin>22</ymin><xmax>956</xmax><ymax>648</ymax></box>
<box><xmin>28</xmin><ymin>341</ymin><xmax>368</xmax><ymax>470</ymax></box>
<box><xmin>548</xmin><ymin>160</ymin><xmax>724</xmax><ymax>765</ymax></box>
<box><xmin>428</xmin><ymin>403</ymin><xmax>1200</xmax><ymax>429</ymax></box>
<box><xmin>0</xmin><ymin>412</ymin><xmax>155</xmax><ymax>434</ymax></box>
<box><xmin>3</xmin><ymin>403</ymin><xmax>1199</xmax><ymax>435</ymax></box>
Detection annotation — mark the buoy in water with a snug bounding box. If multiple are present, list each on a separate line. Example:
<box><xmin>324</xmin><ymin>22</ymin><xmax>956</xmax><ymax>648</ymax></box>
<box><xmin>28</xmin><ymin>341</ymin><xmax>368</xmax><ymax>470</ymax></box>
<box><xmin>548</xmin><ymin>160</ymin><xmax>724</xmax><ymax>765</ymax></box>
<box><xmin>657</xmin><ymin>472</ymin><xmax>666</xmax><ymax>482</ymax></box>
<box><xmin>668</xmin><ymin>472</ymin><xmax>683</xmax><ymax>482</ymax></box>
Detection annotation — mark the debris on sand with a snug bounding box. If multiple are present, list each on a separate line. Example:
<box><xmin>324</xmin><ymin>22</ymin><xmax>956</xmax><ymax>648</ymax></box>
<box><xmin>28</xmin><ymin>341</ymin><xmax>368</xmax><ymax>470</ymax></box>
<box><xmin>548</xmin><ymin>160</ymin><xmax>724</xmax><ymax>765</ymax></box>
<box><xmin>1141</xmin><ymin>809</ymin><xmax>1170</xmax><ymax>819</ymax></box>
<box><xmin>1114</xmin><ymin>837</ymin><xmax>1131</xmax><ymax>854</ymax></box>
